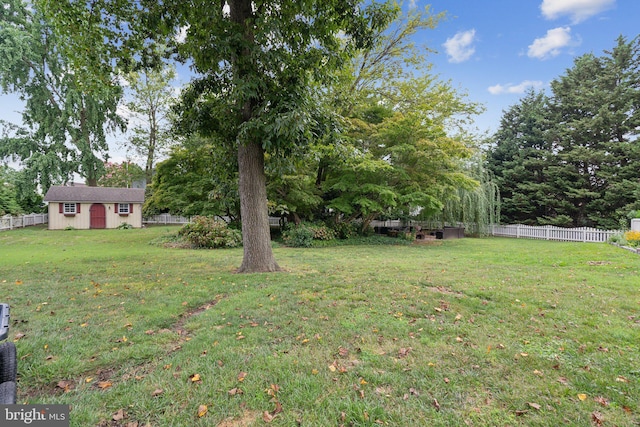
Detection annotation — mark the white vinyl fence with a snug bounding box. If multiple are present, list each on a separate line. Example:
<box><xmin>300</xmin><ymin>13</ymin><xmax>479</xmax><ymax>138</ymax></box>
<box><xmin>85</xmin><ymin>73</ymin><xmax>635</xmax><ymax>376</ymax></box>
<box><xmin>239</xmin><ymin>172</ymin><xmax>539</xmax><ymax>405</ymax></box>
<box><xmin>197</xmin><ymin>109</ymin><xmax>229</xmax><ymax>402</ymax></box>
<box><xmin>143</xmin><ymin>213</ymin><xmax>192</xmax><ymax>225</ymax></box>
<box><xmin>490</xmin><ymin>224</ymin><xmax>619</xmax><ymax>243</ymax></box>
<box><xmin>143</xmin><ymin>214</ymin><xmax>283</xmax><ymax>228</ymax></box>
<box><xmin>371</xmin><ymin>220</ymin><xmax>619</xmax><ymax>243</ymax></box>
<box><xmin>0</xmin><ymin>213</ymin><xmax>49</xmax><ymax>231</ymax></box>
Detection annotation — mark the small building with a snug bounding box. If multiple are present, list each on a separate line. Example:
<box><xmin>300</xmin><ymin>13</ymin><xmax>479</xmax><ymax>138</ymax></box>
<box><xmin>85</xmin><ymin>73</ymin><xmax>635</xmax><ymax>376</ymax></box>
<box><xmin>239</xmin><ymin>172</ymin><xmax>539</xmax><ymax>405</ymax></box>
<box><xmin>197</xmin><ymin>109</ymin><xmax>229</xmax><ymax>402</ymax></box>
<box><xmin>43</xmin><ymin>186</ymin><xmax>145</xmax><ymax>230</ymax></box>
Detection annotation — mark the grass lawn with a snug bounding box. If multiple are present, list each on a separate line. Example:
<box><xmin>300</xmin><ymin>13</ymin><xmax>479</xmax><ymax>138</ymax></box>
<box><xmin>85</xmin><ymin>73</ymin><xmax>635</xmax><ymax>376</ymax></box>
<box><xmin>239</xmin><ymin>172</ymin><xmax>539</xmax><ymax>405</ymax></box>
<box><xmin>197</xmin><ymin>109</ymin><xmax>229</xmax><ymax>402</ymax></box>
<box><xmin>0</xmin><ymin>225</ymin><xmax>639</xmax><ymax>426</ymax></box>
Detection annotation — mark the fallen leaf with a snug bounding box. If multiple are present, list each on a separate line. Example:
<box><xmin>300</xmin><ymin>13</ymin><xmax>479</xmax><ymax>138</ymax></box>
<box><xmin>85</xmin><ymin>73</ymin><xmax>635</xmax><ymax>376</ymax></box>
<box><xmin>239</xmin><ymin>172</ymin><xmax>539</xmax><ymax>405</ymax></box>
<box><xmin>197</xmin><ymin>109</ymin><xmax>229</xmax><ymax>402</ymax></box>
<box><xmin>338</xmin><ymin>347</ymin><xmax>349</xmax><ymax>357</ymax></box>
<box><xmin>237</xmin><ymin>371</ymin><xmax>247</xmax><ymax>382</ymax></box>
<box><xmin>615</xmin><ymin>375</ymin><xmax>629</xmax><ymax>383</ymax></box>
<box><xmin>398</xmin><ymin>347</ymin><xmax>411</xmax><ymax>358</ymax></box>
<box><xmin>593</xmin><ymin>396</ymin><xmax>609</xmax><ymax>407</ymax></box>
<box><xmin>533</xmin><ymin>369</ymin><xmax>544</xmax><ymax>377</ymax></box>
<box><xmin>56</xmin><ymin>380</ymin><xmax>74</xmax><ymax>392</ymax></box>
<box><xmin>13</xmin><ymin>333</ymin><xmax>25</xmax><ymax>341</ymax></box>
<box><xmin>262</xmin><ymin>402</ymin><xmax>283</xmax><ymax>423</ymax></box>
<box><xmin>591</xmin><ymin>411</ymin><xmax>604</xmax><ymax>426</ymax></box>
<box><xmin>197</xmin><ymin>404</ymin><xmax>208</xmax><ymax>418</ymax></box>
<box><xmin>433</xmin><ymin>398</ymin><xmax>440</xmax><ymax>411</ymax></box>
<box><xmin>228</xmin><ymin>387</ymin><xmax>243</xmax><ymax>396</ymax></box>
<box><xmin>190</xmin><ymin>373</ymin><xmax>201</xmax><ymax>383</ymax></box>
<box><xmin>98</xmin><ymin>381</ymin><xmax>113</xmax><ymax>389</ymax></box>
<box><xmin>557</xmin><ymin>377</ymin><xmax>569</xmax><ymax>385</ymax></box>
<box><xmin>443</xmin><ymin>377</ymin><xmax>450</xmax><ymax>384</ymax></box>
<box><xmin>152</xmin><ymin>388</ymin><xmax>163</xmax><ymax>397</ymax></box>
<box><xmin>578</xmin><ymin>393</ymin><xmax>587</xmax><ymax>401</ymax></box>
<box><xmin>528</xmin><ymin>402</ymin><xmax>541</xmax><ymax>410</ymax></box>
<box><xmin>328</xmin><ymin>364</ymin><xmax>337</xmax><ymax>373</ymax></box>
<box><xmin>112</xmin><ymin>409</ymin><xmax>126</xmax><ymax>421</ymax></box>
<box><xmin>311</xmin><ymin>369</ymin><xmax>319</xmax><ymax>375</ymax></box>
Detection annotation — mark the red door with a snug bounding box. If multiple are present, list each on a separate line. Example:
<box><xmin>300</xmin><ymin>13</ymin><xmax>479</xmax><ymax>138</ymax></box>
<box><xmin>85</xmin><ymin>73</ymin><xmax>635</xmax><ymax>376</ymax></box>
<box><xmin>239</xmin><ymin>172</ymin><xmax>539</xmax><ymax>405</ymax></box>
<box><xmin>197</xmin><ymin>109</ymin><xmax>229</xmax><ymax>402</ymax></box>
<box><xmin>90</xmin><ymin>204</ymin><xmax>106</xmax><ymax>229</ymax></box>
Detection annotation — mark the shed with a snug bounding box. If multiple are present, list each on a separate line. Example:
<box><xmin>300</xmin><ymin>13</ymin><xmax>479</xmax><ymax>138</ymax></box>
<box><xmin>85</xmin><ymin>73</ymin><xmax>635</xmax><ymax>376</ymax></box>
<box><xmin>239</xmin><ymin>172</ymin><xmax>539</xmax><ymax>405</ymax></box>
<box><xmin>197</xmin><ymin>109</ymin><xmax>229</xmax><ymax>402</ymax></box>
<box><xmin>43</xmin><ymin>186</ymin><xmax>145</xmax><ymax>230</ymax></box>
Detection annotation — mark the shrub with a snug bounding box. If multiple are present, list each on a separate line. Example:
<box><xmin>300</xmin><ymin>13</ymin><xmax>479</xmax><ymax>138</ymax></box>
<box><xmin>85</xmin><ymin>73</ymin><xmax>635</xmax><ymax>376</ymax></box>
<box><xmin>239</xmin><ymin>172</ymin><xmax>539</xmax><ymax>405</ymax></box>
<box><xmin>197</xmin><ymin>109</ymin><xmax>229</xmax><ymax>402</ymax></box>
<box><xmin>307</xmin><ymin>224</ymin><xmax>337</xmax><ymax>241</ymax></box>
<box><xmin>331</xmin><ymin>221</ymin><xmax>358</xmax><ymax>239</ymax></box>
<box><xmin>282</xmin><ymin>224</ymin><xmax>315</xmax><ymax>247</ymax></box>
<box><xmin>624</xmin><ymin>230</ymin><xmax>640</xmax><ymax>247</ymax></box>
<box><xmin>117</xmin><ymin>222</ymin><xmax>134</xmax><ymax>229</ymax></box>
<box><xmin>178</xmin><ymin>216</ymin><xmax>242</xmax><ymax>249</ymax></box>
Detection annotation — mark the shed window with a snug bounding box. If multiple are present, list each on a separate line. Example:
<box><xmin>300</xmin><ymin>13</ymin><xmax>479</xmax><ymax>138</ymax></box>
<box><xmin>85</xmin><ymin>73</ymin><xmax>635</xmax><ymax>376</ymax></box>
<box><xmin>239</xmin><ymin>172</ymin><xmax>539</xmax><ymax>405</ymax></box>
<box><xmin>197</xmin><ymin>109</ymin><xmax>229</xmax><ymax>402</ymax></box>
<box><xmin>63</xmin><ymin>203</ymin><xmax>77</xmax><ymax>214</ymax></box>
<box><xmin>118</xmin><ymin>203</ymin><xmax>131</xmax><ymax>214</ymax></box>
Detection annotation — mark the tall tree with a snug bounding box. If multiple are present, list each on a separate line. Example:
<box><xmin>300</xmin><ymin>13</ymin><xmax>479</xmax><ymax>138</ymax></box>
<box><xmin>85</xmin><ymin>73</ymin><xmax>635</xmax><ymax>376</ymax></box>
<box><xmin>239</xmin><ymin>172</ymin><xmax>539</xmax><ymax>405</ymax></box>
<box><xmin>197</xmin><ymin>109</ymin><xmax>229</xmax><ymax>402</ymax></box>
<box><xmin>40</xmin><ymin>0</ymin><xmax>394</xmax><ymax>272</ymax></box>
<box><xmin>123</xmin><ymin>65</ymin><xmax>177</xmax><ymax>184</ymax></box>
<box><xmin>0</xmin><ymin>0</ymin><xmax>123</xmax><ymax>189</ymax></box>
<box><xmin>486</xmin><ymin>90</ymin><xmax>556</xmax><ymax>225</ymax></box>
<box><xmin>488</xmin><ymin>37</ymin><xmax>640</xmax><ymax>228</ymax></box>
<box><xmin>548</xmin><ymin>36</ymin><xmax>640</xmax><ymax>228</ymax></box>
<box><xmin>315</xmin><ymin>8</ymin><xmax>482</xmax><ymax>228</ymax></box>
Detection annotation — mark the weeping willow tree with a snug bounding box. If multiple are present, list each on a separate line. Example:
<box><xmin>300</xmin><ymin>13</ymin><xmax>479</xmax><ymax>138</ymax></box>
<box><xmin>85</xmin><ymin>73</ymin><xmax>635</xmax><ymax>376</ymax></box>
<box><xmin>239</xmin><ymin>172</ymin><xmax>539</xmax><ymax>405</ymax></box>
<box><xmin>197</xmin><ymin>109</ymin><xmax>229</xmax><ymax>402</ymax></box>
<box><xmin>426</xmin><ymin>155</ymin><xmax>500</xmax><ymax>235</ymax></box>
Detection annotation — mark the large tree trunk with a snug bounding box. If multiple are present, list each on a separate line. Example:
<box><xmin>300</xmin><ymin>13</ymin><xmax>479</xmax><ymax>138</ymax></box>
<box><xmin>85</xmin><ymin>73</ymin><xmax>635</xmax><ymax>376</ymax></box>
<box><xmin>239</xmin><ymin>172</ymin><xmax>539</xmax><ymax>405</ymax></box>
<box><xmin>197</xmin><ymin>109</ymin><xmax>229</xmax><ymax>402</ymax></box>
<box><xmin>230</xmin><ymin>0</ymin><xmax>281</xmax><ymax>273</ymax></box>
<box><xmin>236</xmin><ymin>140</ymin><xmax>281</xmax><ymax>272</ymax></box>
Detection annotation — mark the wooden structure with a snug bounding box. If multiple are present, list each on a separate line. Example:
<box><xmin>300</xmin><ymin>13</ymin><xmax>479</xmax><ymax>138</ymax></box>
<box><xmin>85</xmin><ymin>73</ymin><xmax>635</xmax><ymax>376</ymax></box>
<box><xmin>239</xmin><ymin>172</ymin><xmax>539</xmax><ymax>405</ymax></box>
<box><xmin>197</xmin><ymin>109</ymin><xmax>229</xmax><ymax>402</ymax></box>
<box><xmin>43</xmin><ymin>186</ymin><xmax>145</xmax><ymax>230</ymax></box>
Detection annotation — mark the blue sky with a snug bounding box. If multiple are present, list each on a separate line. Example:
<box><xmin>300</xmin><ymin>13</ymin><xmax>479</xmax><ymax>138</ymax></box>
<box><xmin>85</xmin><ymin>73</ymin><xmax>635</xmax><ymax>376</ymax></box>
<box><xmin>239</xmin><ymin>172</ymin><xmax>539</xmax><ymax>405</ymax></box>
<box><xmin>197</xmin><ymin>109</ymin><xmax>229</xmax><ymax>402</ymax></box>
<box><xmin>2</xmin><ymin>0</ymin><xmax>639</xmax><ymax>166</ymax></box>
<box><xmin>419</xmin><ymin>0</ymin><xmax>640</xmax><ymax>134</ymax></box>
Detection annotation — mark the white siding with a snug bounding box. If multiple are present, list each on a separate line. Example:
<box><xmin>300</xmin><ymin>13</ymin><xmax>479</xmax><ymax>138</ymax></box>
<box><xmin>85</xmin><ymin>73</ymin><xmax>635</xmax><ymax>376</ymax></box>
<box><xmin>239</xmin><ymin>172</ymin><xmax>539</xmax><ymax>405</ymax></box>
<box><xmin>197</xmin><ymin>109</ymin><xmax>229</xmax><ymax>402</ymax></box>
<box><xmin>47</xmin><ymin>203</ymin><xmax>143</xmax><ymax>230</ymax></box>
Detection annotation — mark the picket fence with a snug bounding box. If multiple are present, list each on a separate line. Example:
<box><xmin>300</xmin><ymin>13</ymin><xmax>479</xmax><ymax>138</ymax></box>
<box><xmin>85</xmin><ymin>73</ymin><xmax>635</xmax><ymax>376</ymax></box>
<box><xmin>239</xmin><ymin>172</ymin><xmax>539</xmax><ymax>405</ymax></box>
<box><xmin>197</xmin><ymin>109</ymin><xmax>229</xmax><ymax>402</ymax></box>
<box><xmin>0</xmin><ymin>213</ymin><xmax>49</xmax><ymax>231</ymax></box>
<box><xmin>142</xmin><ymin>213</ymin><xmax>282</xmax><ymax>228</ymax></box>
<box><xmin>489</xmin><ymin>224</ymin><xmax>619</xmax><ymax>243</ymax></box>
<box><xmin>371</xmin><ymin>220</ymin><xmax>619</xmax><ymax>243</ymax></box>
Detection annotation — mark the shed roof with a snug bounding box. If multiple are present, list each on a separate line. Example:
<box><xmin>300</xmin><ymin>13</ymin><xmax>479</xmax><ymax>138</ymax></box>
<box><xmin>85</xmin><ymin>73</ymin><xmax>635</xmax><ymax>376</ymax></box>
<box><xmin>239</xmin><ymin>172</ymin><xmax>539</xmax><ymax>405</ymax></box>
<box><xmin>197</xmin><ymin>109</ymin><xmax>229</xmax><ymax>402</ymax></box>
<box><xmin>44</xmin><ymin>186</ymin><xmax>145</xmax><ymax>203</ymax></box>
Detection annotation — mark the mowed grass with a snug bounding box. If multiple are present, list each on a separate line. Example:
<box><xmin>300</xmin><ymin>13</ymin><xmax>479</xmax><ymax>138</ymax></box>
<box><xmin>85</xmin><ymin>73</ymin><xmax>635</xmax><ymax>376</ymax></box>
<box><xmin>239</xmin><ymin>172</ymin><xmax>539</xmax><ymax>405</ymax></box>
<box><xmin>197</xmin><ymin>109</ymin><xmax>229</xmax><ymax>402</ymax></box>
<box><xmin>1</xmin><ymin>226</ymin><xmax>639</xmax><ymax>426</ymax></box>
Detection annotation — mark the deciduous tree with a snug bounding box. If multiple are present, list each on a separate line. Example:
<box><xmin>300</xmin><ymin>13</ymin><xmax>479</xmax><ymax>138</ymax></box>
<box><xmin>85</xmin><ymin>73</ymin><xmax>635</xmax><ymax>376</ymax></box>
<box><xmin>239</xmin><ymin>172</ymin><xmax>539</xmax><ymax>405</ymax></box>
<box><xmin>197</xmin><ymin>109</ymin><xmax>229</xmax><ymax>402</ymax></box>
<box><xmin>0</xmin><ymin>0</ymin><xmax>123</xmax><ymax>189</ymax></box>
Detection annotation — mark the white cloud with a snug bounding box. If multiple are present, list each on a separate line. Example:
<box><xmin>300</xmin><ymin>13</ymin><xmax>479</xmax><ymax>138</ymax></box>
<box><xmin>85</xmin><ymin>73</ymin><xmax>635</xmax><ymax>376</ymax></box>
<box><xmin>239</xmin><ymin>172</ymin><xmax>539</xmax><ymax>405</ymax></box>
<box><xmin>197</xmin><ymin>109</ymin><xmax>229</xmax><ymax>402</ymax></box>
<box><xmin>488</xmin><ymin>80</ymin><xmax>545</xmax><ymax>95</ymax></box>
<box><xmin>540</xmin><ymin>0</ymin><xmax>615</xmax><ymax>23</ymax></box>
<box><xmin>527</xmin><ymin>27</ymin><xmax>573</xmax><ymax>59</ymax></box>
<box><xmin>443</xmin><ymin>29</ymin><xmax>476</xmax><ymax>63</ymax></box>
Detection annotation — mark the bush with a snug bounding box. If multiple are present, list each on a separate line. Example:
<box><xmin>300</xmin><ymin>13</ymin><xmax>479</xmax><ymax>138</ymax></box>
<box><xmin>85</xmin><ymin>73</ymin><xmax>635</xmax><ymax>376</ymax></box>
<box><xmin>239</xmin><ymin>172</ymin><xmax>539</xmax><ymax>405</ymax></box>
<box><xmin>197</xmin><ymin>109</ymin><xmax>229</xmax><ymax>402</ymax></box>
<box><xmin>178</xmin><ymin>216</ymin><xmax>242</xmax><ymax>249</ymax></box>
<box><xmin>307</xmin><ymin>224</ymin><xmax>337</xmax><ymax>241</ymax></box>
<box><xmin>331</xmin><ymin>221</ymin><xmax>358</xmax><ymax>239</ymax></box>
<box><xmin>624</xmin><ymin>230</ymin><xmax>640</xmax><ymax>247</ymax></box>
<box><xmin>117</xmin><ymin>222</ymin><xmax>134</xmax><ymax>229</ymax></box>
<box><xmin>282</xmin><ymin>224</ymin><xmax>315</xmax><ymax>247</ymax></box>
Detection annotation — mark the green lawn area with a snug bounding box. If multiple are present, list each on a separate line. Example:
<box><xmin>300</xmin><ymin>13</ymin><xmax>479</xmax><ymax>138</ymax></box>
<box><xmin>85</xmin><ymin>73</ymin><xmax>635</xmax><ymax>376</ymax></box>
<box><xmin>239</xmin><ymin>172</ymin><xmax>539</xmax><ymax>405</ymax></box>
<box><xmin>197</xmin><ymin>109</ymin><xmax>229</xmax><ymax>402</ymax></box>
<box><xmin>1</xmin><ymin>226</ymin><xmax>638</xmax><ymax>426</ymax></box>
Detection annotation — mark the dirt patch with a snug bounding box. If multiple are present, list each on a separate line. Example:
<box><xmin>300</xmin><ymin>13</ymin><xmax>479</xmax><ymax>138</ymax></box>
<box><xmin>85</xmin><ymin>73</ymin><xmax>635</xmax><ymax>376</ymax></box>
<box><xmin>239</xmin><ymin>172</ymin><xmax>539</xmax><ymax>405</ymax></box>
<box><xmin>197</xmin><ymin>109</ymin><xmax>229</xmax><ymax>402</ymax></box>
<box><xmin>173</xmin><ymin>298</ymin><xmax>222</xmax><ymax>335</ymax></box>
<box><xmin>216</xmin><ymin>410</ymin><xmax>261</xmax><ymax>427</ymax></box>
<box><xmin>424</xmin><ymin>286</ymin><xmax>464</xmax><ymax>296</ymax></box>
<box><xmin>587</xmin><ymin>261</ymin><xmax>612</xmax><ymax>266</ymax></box>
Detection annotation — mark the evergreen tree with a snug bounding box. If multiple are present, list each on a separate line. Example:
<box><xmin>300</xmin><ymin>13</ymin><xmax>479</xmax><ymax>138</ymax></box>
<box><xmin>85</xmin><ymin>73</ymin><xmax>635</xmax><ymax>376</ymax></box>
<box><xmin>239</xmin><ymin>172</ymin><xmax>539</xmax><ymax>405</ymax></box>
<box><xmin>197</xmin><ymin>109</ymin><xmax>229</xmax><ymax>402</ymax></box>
<box><xmin>487</xmin><ymin>90</ymin><xmax>555</xmax><ymax>225</ymax></box>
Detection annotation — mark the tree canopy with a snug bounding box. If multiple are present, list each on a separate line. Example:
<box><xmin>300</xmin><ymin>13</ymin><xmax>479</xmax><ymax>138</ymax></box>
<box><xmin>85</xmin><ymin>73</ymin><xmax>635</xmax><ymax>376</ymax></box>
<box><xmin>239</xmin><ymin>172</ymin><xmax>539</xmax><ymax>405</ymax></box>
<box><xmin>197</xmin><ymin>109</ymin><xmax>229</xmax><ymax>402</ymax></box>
<box><xmin>0</xmin><ymin>0</ymin><xmax>123</xmax><ymax>190</ymax></box>
<box><xmin>487</xmin><ymin>36</ymin><xmax>640</xmax><ymax>229</ymax></box>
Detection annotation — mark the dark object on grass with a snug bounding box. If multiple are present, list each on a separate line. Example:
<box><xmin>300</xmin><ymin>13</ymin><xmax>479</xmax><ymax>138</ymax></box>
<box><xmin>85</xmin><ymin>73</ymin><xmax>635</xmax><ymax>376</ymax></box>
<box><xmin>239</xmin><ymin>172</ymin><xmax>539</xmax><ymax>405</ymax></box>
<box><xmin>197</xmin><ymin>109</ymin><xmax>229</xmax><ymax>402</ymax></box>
<box><xmin>0</xmin><ymin>303</ymin><xmax>17</xmax><ymax>404</ymax></box>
